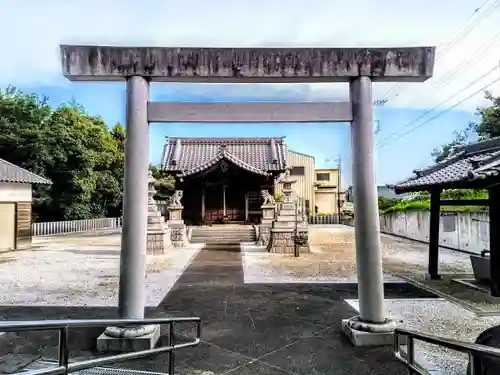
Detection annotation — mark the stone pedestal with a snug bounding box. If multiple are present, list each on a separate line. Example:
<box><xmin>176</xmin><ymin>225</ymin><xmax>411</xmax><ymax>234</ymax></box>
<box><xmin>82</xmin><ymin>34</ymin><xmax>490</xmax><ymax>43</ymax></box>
<box><xmin>258</xmin><ymin>203</ymin><xmax>276</xmax><ymax>246</ymax></box>
<box><xmin>269</xmin><ymin>171</ymin><xmax>310</xmax><ymax>254</ymax></box>
<box><xmin>167</xmin><ymin>192</ymin><xmax>187</xmax><ymax>247</ymax></box>
<box><xmin>97</xmin><ymin>324</ymin><xmax>161</xmax><ymax>352</ymax></box>
<box><xmin>147</xmin><ymin>172</ymin><xmax>170</xmax><ymax>254</ymax></box>
<box><xmin>341</xmin><ymin>317</ymin><xmax>396</xmax><ymax>347</ymax></box>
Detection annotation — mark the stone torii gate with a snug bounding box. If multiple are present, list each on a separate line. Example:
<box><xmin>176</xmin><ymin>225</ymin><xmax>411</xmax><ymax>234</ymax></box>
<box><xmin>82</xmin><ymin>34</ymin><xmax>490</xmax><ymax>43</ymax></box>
<box><xmin>60</xmin><ymin>46</ymin><xmax>435</xmax><ymax>350</ymax></box>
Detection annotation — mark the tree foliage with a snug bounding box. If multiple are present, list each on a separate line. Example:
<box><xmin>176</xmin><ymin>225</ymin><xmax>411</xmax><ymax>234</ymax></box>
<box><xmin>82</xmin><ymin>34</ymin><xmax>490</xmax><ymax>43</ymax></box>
<box><xmin>470</xmin><ymin>91</ymin><xmax>500</xmax><ymax>139</ymax></box>
<box><xmin>431</xmin><ymin>91</ymin><xmax>500</xmax><ymax>162</ymax></box>
<box><xmin>0</xmin><ymin>86</ymin><xmax>125</xmax><ymax>222</ymax></box>
<box><xmin>378</xmin><ymin>196</ymin><xmax>400</xmax><ymax>211</ymax></box>
<box><xmin>149</xmin><ymin>164</ymin><xmax>176</xmax><ymax>201</ymax></box>
<box><xmin>431</xmin><ymin>128</ymin><xmax>471</xmax><ymax>163</ymax></box>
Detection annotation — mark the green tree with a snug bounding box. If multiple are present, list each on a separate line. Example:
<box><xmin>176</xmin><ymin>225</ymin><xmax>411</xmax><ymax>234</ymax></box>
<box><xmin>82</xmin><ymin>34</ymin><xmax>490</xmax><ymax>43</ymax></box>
<box><xmin>0</xmin><ymin>87</ymin><xmax>125</xmax><ymax>221</ymax></box>
<box><xmin>431</xmin><ymin>129</ymin><xmax>471</xmax><ymax>163</ymax></box>
<box><xmin>0</xmin><ymin>87</ymin><xmax>54</xmax><ymax>221</ymax></box>
<box><xmin>378</xmin><ymin>196</ymin><xmax>400</xmax><ymax>211</ymax></box>
<box><xmin>149</xmin><ymin>164</ymin><xmax>176</xmax><ymax>201</ymax></box>
<box><xmin>470</xmin><ymin>91</ymin><xmax>500</xmax><ymax>140</ymax></box>
<box><xmin>431</xmin><ymin>91</ymin><xmax>500</xmax><ymax>163</ymax></box>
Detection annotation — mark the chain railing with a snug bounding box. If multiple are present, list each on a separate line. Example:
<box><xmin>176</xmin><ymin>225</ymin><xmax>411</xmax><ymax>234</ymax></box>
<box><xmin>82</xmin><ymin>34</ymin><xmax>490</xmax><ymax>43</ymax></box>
<box><xmin>0</xmin><ymin>317</ymin><xmax>201</xmax><ymax>375</ymax></box>
<box><xmin>394</xmin><ymin>328</ymin><xmax>500</xmax><ymax>375</ymax></box>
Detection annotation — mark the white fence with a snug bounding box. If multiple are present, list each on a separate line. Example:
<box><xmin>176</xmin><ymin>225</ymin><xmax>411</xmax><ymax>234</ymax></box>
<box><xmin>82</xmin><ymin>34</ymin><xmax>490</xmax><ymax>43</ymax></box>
<box><xmin>31</xmin><ymin>217</ymin><xmax>123</xmax><ymax>236</ymax></box>
<box><xmin>308</xmin><ymin>214</ymin><xmax>340</xmax><ymax>225</ymax></box>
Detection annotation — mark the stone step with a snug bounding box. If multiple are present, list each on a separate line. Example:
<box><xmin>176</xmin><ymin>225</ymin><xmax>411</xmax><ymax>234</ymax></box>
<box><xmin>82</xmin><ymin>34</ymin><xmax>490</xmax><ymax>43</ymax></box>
<box><xmin>191</xmin><ymin>238</ymin><xmax>256</xmax><ymax>243</ymax></box>
<box><xmin>191</xmin><ymin>233</ymin><xmax>255</xmax><ymax>238</ymax></box>
<box><xmin>191</xmin><ymin>228</ymin><xmax>255</xmax><ymax>232</ymax></box>
<box><xmin>191</xmin><ymin>237</ymin><xmax>255</xmax><ymax>243</ymax></box>
<box><xmin>191</xmin><ymin>233</ymin><xmax>256</xmax><ymax>238</ymax></box>
<box><xmin>190</xmin><ymin>226</ymin><xmax>256</xmax><ymax>245</ymax></box>
<box><xmin>191</xmin><ymin>232</ymin><xmax>255</xmax><ymax>236</ymax></box>
<box><xmin>191</xmin><ymin>229</ymin><xmax>255</xmax><ymax>232</ymax></box>
<box><xmin>191</xmin><ymin>230</ymin><xmax>255</xmax><ymax>234</ymax></box>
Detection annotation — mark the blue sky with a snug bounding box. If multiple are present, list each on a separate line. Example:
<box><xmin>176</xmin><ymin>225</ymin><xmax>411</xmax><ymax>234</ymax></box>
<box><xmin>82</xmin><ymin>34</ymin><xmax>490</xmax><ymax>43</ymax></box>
<box><xmin>2</xmin><ymin>0</ymin><xmax>500</xmax><ymax>186</ymax></box>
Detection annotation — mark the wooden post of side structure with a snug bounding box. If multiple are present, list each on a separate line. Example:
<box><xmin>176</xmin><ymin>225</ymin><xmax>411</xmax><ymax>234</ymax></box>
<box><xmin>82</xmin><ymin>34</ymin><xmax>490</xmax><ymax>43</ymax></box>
<box><xmin>427</xmin><ymin>189</ymin><xmax>442</xmax><ymax>280</ymax></box>
<box><xmin>488</xmin><ymin>185</ymin><xmax>500</xmax><ymax>297</ymax></box>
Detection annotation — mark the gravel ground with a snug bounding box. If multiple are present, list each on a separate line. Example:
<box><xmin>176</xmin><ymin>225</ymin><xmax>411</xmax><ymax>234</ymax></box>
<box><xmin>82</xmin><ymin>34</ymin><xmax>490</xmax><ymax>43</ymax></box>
<box><xmin>346</xmin><ymin>298</ymin><xmax>500</xmax><ymax>375</ymax></box>
<box><xmin>242</xmin><ymin>225</ymin><xmax>472</xmax><ymax>283</ymax></box>
<box><xmin>0</xmin><ymin>232</ymin><xmax>202</xmax><ymax>307</ymax></box>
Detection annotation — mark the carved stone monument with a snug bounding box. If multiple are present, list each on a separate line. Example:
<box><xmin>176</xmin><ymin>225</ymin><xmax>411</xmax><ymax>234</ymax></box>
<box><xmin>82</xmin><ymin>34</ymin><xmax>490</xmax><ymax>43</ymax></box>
<box><xmin>258</xmin><ymin>189</ymin><xmax>276</xmax><ymax>247</ymax></box>
<box><xmin>167</xmin><ymin>190</ymin><xmax>187</xmax><ymax>247</ymax></box>
<box><xmin>269</xmin><ymin>170</ymin><xmax>310</xmax><ymax>254</ymax></box>
<box><xmin>146</xmin><ymin>172</ymin><xmax>170</xmax><ymax>254</ymax></box>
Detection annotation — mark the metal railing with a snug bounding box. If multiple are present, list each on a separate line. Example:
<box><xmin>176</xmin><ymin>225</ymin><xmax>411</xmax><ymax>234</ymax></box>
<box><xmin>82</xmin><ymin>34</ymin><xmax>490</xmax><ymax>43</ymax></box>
<box><xmin>31</xmin><ymin>218</ymin><xmax>123</xmax><ymax>236</ymax></box>
<box><xmin>394</xmin><ymin>328</ymin><xmax>500</xmax><ymax>375</ymax></box>
<box><xmin>0</xmin><ymin>317</ymin><xmax>201</xmax><ymax>375</ymax></box>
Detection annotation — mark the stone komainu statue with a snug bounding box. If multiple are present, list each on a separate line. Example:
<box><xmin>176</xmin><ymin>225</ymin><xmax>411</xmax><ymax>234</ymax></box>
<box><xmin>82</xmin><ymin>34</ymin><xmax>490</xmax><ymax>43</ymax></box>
<box><xmin>261</xmin><ymin>189</ymin><xmax>276</xmax><ymax>205</ymax></box>
<box><xmin>170</xmin><ymin>190</ymin><xmax>183</xmax><ymax>206</ymax></box>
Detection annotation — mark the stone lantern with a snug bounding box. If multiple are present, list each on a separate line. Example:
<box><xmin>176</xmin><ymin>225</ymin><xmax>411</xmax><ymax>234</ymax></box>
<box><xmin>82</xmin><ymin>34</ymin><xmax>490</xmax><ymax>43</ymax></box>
<box><xmin>146</xmin><ymin>171</ymin><xmax>170</xmax><ymax>253</ymax></box>
<box><xmin>269</xmin><ymin>168</ymin><xmax>310</xmax><ymax>254</ymax></box>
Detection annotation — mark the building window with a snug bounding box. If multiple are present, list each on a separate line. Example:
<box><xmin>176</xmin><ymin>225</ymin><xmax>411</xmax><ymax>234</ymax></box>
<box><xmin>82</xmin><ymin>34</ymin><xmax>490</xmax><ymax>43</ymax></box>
<box><xmin>316</xmin><ymin>173</ymin><xmax>330</xmax><ymax>181</ymax></box>
<box><xmin>290</xmin><ymin>166</ymin><xmax>305</xmax><ymax>176</ymax></box>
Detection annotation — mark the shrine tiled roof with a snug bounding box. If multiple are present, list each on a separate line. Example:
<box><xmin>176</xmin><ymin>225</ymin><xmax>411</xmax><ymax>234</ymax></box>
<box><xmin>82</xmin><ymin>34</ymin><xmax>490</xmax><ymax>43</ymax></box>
<box><xmin>161</xmin><ymin>137</ymin><xmax>287</xmax><ymax>177</ymax></box>
<box><xmin>0</xmin><ymin>158</ymin><xmax>52</xmax><ymax>185</ymax></box>
<box><xmin>392</xmin><ymin>137</ymin><xmax>500</xmax><ymax>193</ymax></box>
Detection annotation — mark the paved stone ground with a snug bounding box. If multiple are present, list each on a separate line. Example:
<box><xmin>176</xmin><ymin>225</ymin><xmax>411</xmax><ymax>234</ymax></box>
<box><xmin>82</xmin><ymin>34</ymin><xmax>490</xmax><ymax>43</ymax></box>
<box><xmin>0</xmin><ymin>241</ymin><xmax>437</xmax><ymax>374</ymax></box>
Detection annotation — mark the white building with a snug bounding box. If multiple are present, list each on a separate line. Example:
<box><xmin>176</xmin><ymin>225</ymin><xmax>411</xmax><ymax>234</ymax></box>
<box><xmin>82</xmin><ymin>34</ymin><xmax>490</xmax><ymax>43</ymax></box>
<box><xmin>0</xmin><ymin>158</ymin><xmax>51</xmax><ymax>251</ymax></box>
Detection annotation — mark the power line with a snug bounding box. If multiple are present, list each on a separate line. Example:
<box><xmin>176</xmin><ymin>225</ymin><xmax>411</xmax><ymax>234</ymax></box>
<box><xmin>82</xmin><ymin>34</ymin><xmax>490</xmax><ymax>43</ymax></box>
<box><xmin>468</xmin><ymin>0</ymin><xmax>494</xmax><ymax>20</ymax></box>
<box><xmin>379</xmin><ymin>0</ymin><xmax>500</xmax><ymax>102</ymax></box>
<box><xmin>376</xmin><ymin>65</ymin><xmax>499</xmax><ymax>146</ymax></box>
<box><xmin>434</xmin><ymin>0</ymin><xmax>500</xmax><ymax>60</ymax></box>
<box><xmin>377</xmin><ymin>74</ymin><xmax>500</xmax><ymax>149</ymax></box>
<box><xmin>417</xmin><ymin>28</ymin><xmax>500</xmax><ymax>95</ymax></box>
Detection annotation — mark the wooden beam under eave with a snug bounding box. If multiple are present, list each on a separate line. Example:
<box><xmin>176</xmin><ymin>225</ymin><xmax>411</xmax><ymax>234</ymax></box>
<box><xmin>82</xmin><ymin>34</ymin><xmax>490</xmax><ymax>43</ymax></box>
<box><xmin>147</xmin><ymin>102</ymin><xmax>353</xmax><ymax>123</ymax></box>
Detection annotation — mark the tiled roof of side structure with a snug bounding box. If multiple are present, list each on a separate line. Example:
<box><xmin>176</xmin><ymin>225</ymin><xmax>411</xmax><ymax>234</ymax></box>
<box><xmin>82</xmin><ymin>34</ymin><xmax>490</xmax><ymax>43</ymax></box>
<box><xmin>162</xmin><ymin>137</ymin><xmax>288</xmax><ymax>177</ymax></box>
<box><xmin>392</xmin><ymin>137</ymin><xmax>500</xmax><ymax>192</ymax></box>
<box><xmin>0</xmin><ymin>158</ymin><xmax>52</xmax><ymax>185</ymax></box>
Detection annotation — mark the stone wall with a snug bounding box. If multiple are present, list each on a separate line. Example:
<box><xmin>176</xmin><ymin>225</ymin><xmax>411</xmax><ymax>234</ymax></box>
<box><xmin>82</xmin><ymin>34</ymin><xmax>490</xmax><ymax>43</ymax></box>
<box><xmin>380</xmin><ymin>211</ymin><xmax>489</xmax><ymax>254</ymax></box>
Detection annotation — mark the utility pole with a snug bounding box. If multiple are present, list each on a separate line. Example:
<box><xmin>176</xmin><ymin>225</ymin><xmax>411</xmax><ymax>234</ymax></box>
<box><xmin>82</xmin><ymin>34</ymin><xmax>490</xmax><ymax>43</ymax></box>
<box><xmin>336</xmin><ymin>155</ymin><xmax>342</xmax><ymax>222</ymax></box>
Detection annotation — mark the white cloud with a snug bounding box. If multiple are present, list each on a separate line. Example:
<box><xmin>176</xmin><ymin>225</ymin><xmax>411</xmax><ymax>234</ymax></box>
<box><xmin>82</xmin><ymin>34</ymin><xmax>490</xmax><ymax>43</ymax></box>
<box><xmin>1</xmin><ymin>0</ymin><xmax>499</xmax><ymax>111</ymax></box>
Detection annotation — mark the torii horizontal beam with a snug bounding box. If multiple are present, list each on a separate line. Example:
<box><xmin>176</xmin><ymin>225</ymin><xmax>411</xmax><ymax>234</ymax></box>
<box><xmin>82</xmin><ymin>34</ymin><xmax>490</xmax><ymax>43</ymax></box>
<box><xmin>147</xmin><ymin>102</ymin><xmax>353</xmax><ymax>123</ymax></box>
<box><xmin>60</xmin><ymin>46</ymin><xmax>435</xmax><ymax>83</ymax></box>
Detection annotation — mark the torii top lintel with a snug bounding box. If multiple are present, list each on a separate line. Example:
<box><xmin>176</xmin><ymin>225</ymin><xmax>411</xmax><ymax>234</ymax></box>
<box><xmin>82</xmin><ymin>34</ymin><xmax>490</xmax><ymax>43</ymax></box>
<box><xmin>60</xmin><ymin>45</ymin><xmax>435</xmax><ymax>83</ymax></box>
